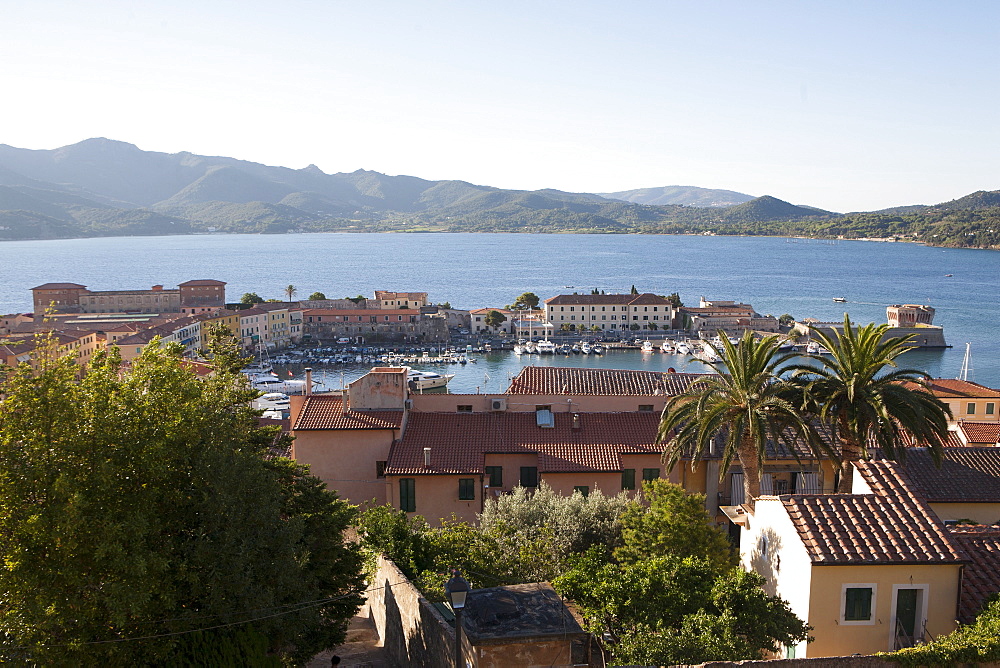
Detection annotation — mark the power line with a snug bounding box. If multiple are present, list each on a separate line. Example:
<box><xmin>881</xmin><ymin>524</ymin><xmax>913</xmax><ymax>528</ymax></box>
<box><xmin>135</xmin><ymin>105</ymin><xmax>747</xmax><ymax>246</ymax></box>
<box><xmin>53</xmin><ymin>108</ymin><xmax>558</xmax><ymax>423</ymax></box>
<box><xmin>6</xmin><ymin>580</ymin><xmax>410</xmax><ymax>650</ymax></box>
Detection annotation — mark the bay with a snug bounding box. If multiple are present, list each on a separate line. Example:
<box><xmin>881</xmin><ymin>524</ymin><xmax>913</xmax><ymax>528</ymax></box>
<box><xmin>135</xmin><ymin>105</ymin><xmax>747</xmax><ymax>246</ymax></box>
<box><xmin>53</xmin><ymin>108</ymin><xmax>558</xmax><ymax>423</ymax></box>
<box><xmin>1</xmin><ymin>233</ymin><xmax>997</xmax><ymax>388</ymax></box>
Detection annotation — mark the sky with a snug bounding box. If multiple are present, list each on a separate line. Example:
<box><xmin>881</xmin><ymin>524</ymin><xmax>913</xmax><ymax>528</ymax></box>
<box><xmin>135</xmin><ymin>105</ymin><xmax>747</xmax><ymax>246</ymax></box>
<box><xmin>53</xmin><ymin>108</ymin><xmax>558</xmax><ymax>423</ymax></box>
<box><xmin>2</xmin><ymin>1</ymin><xmax>999</xmax><ymax>213</ymax></box>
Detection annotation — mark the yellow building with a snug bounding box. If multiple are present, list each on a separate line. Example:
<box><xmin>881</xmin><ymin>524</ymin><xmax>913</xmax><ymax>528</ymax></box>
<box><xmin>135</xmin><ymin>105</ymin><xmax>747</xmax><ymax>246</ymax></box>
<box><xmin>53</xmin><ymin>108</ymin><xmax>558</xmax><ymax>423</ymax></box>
<box><xmin>734</xmin><ymin>460</ymin><xmax>999</xmax><ymax>657</ymax></box>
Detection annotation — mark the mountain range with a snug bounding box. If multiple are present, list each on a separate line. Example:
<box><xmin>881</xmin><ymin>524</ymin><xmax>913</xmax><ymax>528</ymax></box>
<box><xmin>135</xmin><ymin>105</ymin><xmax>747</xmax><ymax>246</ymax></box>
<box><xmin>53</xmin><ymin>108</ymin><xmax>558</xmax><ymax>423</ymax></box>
<box><xmin>0</xmin><ymin>138</ymin><xmax>997</xmax><ymax>249</ymax></box>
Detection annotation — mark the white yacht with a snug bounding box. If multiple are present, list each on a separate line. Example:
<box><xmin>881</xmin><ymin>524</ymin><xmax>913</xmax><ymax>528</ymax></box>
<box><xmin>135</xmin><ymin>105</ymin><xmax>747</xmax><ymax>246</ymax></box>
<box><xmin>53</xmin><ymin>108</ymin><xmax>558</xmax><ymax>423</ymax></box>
<box><xmin>536</xmin><ymin>340</ymin><xmax>557</xmax><ymax>354</ymax></box>
<box><xmin>591</xmin><ymin>344</ymin><xmax>604</xmax><ymax>355</ymax></box>
<box><xmin>675</xmin><ymin>342</ymin><xmax>692</xmax><ymax>355</ymax></box>
<box><xmin>660</xmin><ymin>340</ymin><xmax>675</xmax><ymax>354</ymax></box>
<box><xmin>641</xmin><ymin>340</ymin><xmax>655</xmax><ymax>352</ymax></box>
<box><xmin>579</xmin><ymin>342</ymin><xmax>592</xmax><ymax>354</ymax></box>
<box><xmin>408</xmin><ymin>370</ymin><xmax>455</xmax><ymax>391</ymax></box>
<box><xmin>248</xmin><ymin>373</ymin><xmax>310</xmax><ymax>394</ymax></box>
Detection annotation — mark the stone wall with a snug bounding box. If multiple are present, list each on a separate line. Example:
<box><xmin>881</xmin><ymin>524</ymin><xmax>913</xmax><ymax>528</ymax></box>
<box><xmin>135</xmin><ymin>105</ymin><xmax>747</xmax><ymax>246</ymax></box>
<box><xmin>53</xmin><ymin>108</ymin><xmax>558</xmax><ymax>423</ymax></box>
<box><xmin>368</xmin><ymin>554</ymin><xmax>457</xmax><ymax>667</ymax></box>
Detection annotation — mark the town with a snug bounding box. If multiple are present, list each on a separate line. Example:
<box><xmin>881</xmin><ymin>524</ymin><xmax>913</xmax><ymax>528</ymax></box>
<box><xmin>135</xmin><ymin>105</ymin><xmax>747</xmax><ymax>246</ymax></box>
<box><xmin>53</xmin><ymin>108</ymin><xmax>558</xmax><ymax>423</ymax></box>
<box><xmin>1</xmin><ymin>279</ymin><xmax>997</xmax><ymax>666</ymax></box>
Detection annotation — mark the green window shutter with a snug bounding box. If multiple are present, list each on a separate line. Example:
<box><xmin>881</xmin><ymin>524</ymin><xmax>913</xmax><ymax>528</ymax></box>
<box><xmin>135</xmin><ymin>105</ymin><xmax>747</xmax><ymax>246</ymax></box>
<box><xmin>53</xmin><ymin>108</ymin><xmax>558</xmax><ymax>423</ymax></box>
<box><xmin>573</xmin><ymin>486</ymin><xmax>589</xmax><ymax>497</ymax></box>
<box><xmin>459</xmin><ymin>478</ymin><xmax>475</xmax><ymax>500</ymax></box>
<box><xmin>642</xmin><ymin>468</ymin><xmax>660</xmax><ymax>482</ymax></box>
<box><xmin>622</xmin><ymin>469</ymin><xmax>636</xmax><ymax>490</ymax></box>
<box><xmin>844</xmin><ymin>587</ymin><xmax>873</xmax><ymax>621</ymax></box>
<box><xmin>520</xmin><ymin>466</ymin><xmax>538</xmax><ymax>488</ymax></box>
<box><xmin>485</xmin><ymin>466</ymin><xmax>503</xmax><ymax>487</ymax></box>
<box><xmin>399</xmin><ymin>478</ymin><xmax>416</xmax><ymax>512</ymax></box>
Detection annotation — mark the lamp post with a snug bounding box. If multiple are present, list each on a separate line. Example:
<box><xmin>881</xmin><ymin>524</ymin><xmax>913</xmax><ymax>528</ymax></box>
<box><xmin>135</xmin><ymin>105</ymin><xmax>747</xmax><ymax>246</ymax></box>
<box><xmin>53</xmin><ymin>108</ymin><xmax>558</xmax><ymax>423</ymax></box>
<box><xmin>446</xmin><ymin>570</ymin><xmax>470</xmax><ymax>668</ymax></box>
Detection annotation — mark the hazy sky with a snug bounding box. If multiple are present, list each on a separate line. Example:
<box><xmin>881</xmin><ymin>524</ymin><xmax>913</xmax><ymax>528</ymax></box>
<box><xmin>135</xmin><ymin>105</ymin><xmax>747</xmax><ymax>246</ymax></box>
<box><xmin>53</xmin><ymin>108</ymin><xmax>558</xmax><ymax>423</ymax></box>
<box><xmin>3</xmin><ymin>1</ymin><xmax>999</xmax><ymax>212</ymax></box>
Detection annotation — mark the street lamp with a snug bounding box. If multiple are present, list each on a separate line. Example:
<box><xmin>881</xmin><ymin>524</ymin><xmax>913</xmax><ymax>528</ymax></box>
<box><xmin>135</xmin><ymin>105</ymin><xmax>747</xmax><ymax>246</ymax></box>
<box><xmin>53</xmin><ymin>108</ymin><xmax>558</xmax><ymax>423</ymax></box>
<box><xmin>446</xmin><ymin>570</ymin><xmax>470</xmax><ymax>668</ymax></box>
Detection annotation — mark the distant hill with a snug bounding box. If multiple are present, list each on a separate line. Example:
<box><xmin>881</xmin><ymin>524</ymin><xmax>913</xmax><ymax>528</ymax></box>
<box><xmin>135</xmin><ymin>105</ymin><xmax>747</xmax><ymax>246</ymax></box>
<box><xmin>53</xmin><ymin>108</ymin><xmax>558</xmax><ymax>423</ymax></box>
<box><xmin>0</xmin><ymin>138</ymin><xmax>996</xmax><ymax>249</ymax></box>
<box><xmin>599</xmin><ymin>185</ymin><xmax>754</xmax><ymax>207</ymax></box>
<box><xmin>716</xmin><ymin>196</ymin><xmax>831</xmax><ymax>223</ymax></box>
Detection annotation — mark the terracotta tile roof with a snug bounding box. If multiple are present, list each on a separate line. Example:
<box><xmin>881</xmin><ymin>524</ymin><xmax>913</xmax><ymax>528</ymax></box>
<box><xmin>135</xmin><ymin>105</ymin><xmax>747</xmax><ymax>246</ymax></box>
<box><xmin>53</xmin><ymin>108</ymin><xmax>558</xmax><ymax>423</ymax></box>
<box><xmin>32</xmin><ymin>282</ymin><xmax>87</xmax><ymax>290</ymax></box>
<box><xmin>926</xmin><ymin>378</ymin><xmax>1000</xmax><ymax>399</ymax></box>
<box><xmin>896</xmin><ymin>447</ymin><xmax>1000</xmax><ymax>503</ymax></box>
<box><xmin>178</xmin><ymin>279</ymin><xmax>226</xmax><ymax>286</ymax></box>
<box><xmin>506</xmin><ymin>366</ymin><xmax>710</xmax><ymax>396</ymax></box>
<box><xmin>781</xmin><ymin>460</ymin><xmax>966</xmax><ymax>565</ymax></box>
<box><xmin>385</xmin><ymin>411</ymin><xmax>662</xmax><ymax>475</ymax></box>
<box><xmin>948</xmin><ymin>526</ymin><xmax>1000</xmax><ymax>622</ymax></box>
<box><xmin>292</xmin><ymin>395</ymin><xmax>404</xmax><ymax>431</ymax></box>
<box><xmin>958</xmin><ymin>422</ymin><xmax>1000</xmax><ymax>444</ymax></box>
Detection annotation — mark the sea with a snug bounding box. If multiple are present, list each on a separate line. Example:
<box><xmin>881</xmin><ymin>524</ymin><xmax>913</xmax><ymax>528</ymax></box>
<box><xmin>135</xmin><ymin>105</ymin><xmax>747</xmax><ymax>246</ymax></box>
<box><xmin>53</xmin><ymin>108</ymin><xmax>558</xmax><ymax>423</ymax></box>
<box><xmin>1</xmin><ymin>233</ymin><xmax>997</xmax><ymax>392</ymax></box>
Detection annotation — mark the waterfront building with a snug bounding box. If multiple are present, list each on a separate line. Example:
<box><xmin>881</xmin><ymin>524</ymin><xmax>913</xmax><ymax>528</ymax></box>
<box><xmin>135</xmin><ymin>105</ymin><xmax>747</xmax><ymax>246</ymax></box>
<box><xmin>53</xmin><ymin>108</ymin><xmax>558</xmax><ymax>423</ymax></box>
<box><xmin>30</xmin><ymin>279</ymin><xmax>226</xmax><ymax>319</ymax></box>
<box><xmin>373</xmin><ymin>290</ymin><xmax>429</xmax><ymax>309</ymax></box>
<box><xmin>924</xmin><ymin>378</ymin><xmax>1000</xmax><ymax>423</ymax></box>
<box><xmin>543</xmin><ymin>293</ymin><xmax>674</xmax><ymax>333</ymax></box>
<box><xmin>794</xmin><ymin>304</ymin><xmax>947</xmax><ymax>348</ymax></box>
<box><xmin>678</xmin><ymin>297</ymin><xmax>779</xmax><ymax>335</ymax></box>
<box><xmin>469</xmin><ymin>308</ymin><xmax>517</xmax><ymax>335</ymax></box>
<box><xmin>302</xmin><ymin>308</ymin><xmax>447</xmax><ymax>342</ymax></box>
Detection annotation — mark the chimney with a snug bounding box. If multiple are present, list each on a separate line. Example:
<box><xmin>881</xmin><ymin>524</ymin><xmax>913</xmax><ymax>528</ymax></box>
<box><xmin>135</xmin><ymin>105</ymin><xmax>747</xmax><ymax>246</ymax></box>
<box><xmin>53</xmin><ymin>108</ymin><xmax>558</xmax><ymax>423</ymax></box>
<box><xmin>151</xmin><ymin>284</ymin><xmax>163</xmax><ymax>291</ymax></box>
<box><xmin>571</xmin><ymin>413</ymin><xmax>581</xmax><ymax>430</ymax></box>
<box><xmin>304</xmin><ymin>367</ymin><xmax>313</xmax><ymax>396</ymax></box>
<box><xmin>423</xmin><ymin>447</ymin><xmax>432</xmax><ymax>469</ymax></box>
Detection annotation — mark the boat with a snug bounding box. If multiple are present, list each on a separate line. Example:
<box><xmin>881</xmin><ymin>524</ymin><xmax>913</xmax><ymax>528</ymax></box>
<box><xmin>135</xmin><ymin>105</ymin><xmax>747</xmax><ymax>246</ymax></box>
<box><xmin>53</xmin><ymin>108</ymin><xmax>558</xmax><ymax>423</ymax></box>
<box><xmin>248</xmin><ymin>373</ymin><xmax>310</xmax><ymax>394</ymax></box>
<box><xmin>692</xmin><ymin>345</ymin><xmax>722</xmax><ymax>364</ymax></box>
<box><xmin>580</xmin><ymin>342</ymin><xmax>592</xmax><ymax>354</ymax></box>
<box><xmin>805</xmin><ymin>341</ymin><xmax>831</xmax><ymax>355</ymax></box>
<box><xmin>559</xmin><ymin>343</ymin><xmax>572</xmax><ymax>354</ymax></box>
<box><xmin>571</xmin><ymin>343</ymin><xmax>581</xmax><ymax>354</ymax></box>
<box><xmin>524</xmin><ymin>341</ymin><xmax>538</xmax><ymax>354</ymax></box>
<box><xmin>407</xmin><ymin>370</ymin><xmax>455</xmax><ymax>391</ymax></box>
<box><xmin>945</xmin><ymin>274</ymin><xmax>953</xmax><ymax>277</ymax></box>
<box><xmin>591</xmin><ymin>344</ymin><xmax>604</xmax><ymax>355</ymax></box>
<box><xmin>255</xmin><ymin>392</ymin><xmax>290</xmax><ymax>410</ymax></box>
<box><xmin>832</xmin><ymin>297</ymin><xmax>847</xmax><ymax>303</ymax></box>
<box><xmin>536</xmin><ymin>340</ymin><xmax>557</xmax><ymax>354</ymax></box>
<box><xmin>675</xmin><ymin>342</ymin><xmax>692</xmax><ymax>355</ymax></box>
<box><xmin>641</xmin><ymin>340</ymin><xmax>654</xmax><ymax>353</ymax></box>
<box><xmin>660</xmin><ymin>340</ymin><xmax>675</xmax><ymax>354</ymax></box>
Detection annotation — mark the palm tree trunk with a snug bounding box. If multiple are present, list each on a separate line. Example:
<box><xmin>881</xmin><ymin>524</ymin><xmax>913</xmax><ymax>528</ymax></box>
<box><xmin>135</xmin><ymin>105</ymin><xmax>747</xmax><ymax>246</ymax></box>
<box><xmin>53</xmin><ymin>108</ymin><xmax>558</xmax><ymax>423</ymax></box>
<box><xmin>837</xmin><ymin>412</ymin><xmax>862</xmax><ymax>493</ymax></box>
<box><xmin>739</xmin><ymin>433</ymin><xmax>762</xmax><ymax>509</ymax></box>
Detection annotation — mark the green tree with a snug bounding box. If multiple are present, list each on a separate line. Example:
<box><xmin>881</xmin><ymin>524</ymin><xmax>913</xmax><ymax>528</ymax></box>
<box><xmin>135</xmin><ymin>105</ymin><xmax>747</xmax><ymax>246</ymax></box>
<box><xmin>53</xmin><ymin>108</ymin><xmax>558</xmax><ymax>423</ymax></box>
<box><xmin>778</xmin><ymin>313</ymin><xmax>795</xmax><ymax>326</ymax></box>
<box><xmin>241</xmin><ymin>292</ymin><xmax>265</xmax><ymax>304</ymax></box>
<box><xmin>630</xmin><ymin>284</ymin><xmax>639</xmax><ymax>295</ymax></box>
<box><xmin>0</xmin><ymin>340</ymin><xmax>364</xmax><ymax>665</ymax></box>
<box><xmin>284</xmin><ymin>284</ymin><xmax>297</xmax><ymax>301</ymax></box>
<box><xmin>666</xmin><ymin>292</ymin><xmax>684</xmax><ymax>308</ymax></box>
<box><xmin>554</xmin><ymin>552</ymin><xmax>809</xmax><ymax>666</ymax></box>
<box><xmin>484</xmin><ymin>309</ymin><xmax>507</xmax><ymax>333</ymax></box>
<box><xmin>789</xmin><ymin>315</ymin><xmax>952</xmax><ymax>492</ymax></box>
<box><xmin>616</xmin><ymin>480</ymin><xmax>736</xmax><ymax>575</ymax></box>
<box><xmin>346</xmin><ymin>294</ymin><xmax>366</xmax><ymax>305</ymax></box>
<box><xmin>509</xmin><ymin>292</ymin><xmax>540</xmax><ymax>310</ymax></box>
<box><xmin>658</xmin><ymin>331</ymin><xmax>830</xmax><ymax>507</ymax></box>
<box><xmin>437</xmin><ymin>301</ymin><xmax>452</xmax><ymax>309</ymax></box>
<box><xmin>201</xmin><ymin>321</ymin><xmax>252</xmax><ymax>374</ymax></box>
<box><xmin>308</xmin><ymin>291</ymin><xmax>327</xmax><ymax>301</ymax></box>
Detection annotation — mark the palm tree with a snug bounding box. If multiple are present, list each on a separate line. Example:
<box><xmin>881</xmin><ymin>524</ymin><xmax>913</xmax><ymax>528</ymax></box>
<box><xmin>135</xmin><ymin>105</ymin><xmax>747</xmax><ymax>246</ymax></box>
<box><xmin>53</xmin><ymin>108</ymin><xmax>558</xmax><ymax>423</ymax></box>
<box><xmin>284</xmin><ymin>284</ymin><xmax>297</xmax><ymax>302</ymax></box>
<box><xmin>658</xmin><ymin>331</ymin><xmax>830</xmax><ymax>508</ymax></box>
<box><xmin>789</xmin><ymin>315</ymin><xmax>952</xmax><ymax>493</ymax></box>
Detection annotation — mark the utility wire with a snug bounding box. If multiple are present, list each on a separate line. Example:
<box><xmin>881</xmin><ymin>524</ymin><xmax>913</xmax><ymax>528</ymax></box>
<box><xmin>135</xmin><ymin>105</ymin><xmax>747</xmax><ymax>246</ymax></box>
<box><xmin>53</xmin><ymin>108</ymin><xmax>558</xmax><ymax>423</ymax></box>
<box><xmin>7</xmin><ymin>580</ymin><xmax>410</xmax><ymax>650</ymax></box>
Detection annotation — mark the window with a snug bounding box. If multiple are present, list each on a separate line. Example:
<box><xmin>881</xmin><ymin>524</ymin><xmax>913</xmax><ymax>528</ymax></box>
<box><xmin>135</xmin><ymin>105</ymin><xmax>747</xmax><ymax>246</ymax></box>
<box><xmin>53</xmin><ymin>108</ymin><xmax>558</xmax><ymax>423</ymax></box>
<box><xmin>638</xmin><ymin>405</ymin><xmax>654</xmax><ymax>412</ymax></box>
<box><xmin>642</xmin><ymin>468</ymin><xmax>660</xmax><ymax>482</ymax></box>
<box><xmin>399</xmin><ymin>478</ymin><xmax>416</xmax><ymax>512</ymax></box>
<box><xmin>574</xmin><ymin>485</ymin><xmax>589</xmax><ymax>497</ymax></box>
<box><xmin>459</xmin><ymin>478</ymin><xmax>475</xmax><ymax>500</ymax></box>
<box><xmin>842</xmin><ymin>585</ymin><xmax>876</xmax><ymax>624</ymax></box>
<box><xmin>485</xmin><ymin>466</ymin><xmax>503</xmax><ymax>487</ymax></box>
<box><xmin>520</xmin><ymin>466</ymin><xmax>538</xmax><ymax>487</ymax></box>
<box><xmin>457</xmin><ymin>405</ymin><xmax>473</xmax><ymax>413</ymax></box>
<box><xmin>376</xmin><ymin>461</ymin><xmax>386</xmax><ymax>478</ymax></box>
<box><xmin>622</xmin><ymin>468</ymin><xmax>636</xmax><ymax>490</ymax></box>
<box><xmin>988</xmin><ymin>402</ymin><xmax>996</xmax><ymax>415</ymax></box>
<box><xmin>967</xmin><ymin>402</ymin><xmax>976</xmax><ymax>415</ymax></box>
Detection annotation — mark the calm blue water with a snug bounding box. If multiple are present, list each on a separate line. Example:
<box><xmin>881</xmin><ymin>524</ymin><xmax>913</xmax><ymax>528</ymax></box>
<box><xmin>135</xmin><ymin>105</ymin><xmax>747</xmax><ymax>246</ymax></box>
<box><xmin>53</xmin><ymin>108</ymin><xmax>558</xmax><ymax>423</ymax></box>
<box><xmin>1</xmin><ymin>233</ymin><xmax>997</xmax><ymax>388</ymax></box>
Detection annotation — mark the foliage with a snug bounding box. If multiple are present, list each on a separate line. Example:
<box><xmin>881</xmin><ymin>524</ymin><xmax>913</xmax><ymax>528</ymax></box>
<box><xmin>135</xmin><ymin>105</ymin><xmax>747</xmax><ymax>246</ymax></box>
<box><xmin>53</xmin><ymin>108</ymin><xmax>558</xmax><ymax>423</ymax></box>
<box><xmin>284</xmin><ymin>284</ymin><xmax>297</xmax><ymax>301</ymax></box>
<box><xmin>508</xmin><ymin>291</ymin><xmax>540</xmax><ymax>310</ymax></box>
<box><xmin>201</xmin><ymin>321</ymin><xmax>253</xmax><ymax>374</ymax></box>
<box><xmin>884</xmin><ymin>596</ymin><xmax>1000</xmax><ymax>667</ymax></box>
<box><xmin>616</xmin><ymin>480</ymin><xmax>736</xmax><ymax>574</ymax></box>
<box><xmin>0</xmin><ymin>339</ymin><xmax>364</xmax><ymax>665</ymax></box>
<box><xmin>241</xmin><ymin>291</ymin><xmax>265</xmax><ymax>304</ymax></box>
<box><xmin>779</xmin><ymin>313</ymin><xmax>795</xmax><ymax>326</ymax></box>
<box><xmin>788</xmin><ymin>314</ymin><xmax>952</xmax><ymax>491</ymax></box>
<box><xmin>630</xmin><ymin>284</ymin><xmax>638</xmax><ymax>294</ymax></box>
<box><xmin>554</xmin><ymin>553</ymin><xmax>810</xmax><ymax>666</ymax></box>
<box><xmin>308</xmin><ymin>291</ymin><xmax>327</xmax><ymax>301</ymax></box>
<box><xmin>346</xmin><ymin>294</ymin><xmax>366</xmax><ymax>304</ymax></box>
<box><xmin>484</xmin><ymin>309</ymin><xmax>507</xmax><ymax>331</ymax></box>
<box><xmin>480</xmin><ymin>482</ymin><xmax>633</xmax><ymax>564</ymax></box>
<box><xmin>658</xmin><ymin>331</ymin><xmax>832</xmax><ymax>505</ymax></box>
<box><xmin>665</xmin><ymin>292</ymin><xmax>683</xmax><ymax>308</ymax></box>
<box><xmin>437</xmin><ymin>301</ymin><xmax>452</xmax><ymax>309</ymax></box>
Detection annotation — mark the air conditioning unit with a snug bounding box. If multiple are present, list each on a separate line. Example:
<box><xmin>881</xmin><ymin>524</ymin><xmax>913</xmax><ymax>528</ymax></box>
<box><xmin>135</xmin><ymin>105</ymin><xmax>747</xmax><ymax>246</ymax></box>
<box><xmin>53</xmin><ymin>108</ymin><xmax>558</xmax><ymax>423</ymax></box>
<box><xmin>490</xmin><ymin>397</ymin><xmax>507</xmax><ymax>412</ymax></box>
<box><xmin>403</xmin><ymin>399</ymin><xmax>413</xmax><ymax>410</ymax></box>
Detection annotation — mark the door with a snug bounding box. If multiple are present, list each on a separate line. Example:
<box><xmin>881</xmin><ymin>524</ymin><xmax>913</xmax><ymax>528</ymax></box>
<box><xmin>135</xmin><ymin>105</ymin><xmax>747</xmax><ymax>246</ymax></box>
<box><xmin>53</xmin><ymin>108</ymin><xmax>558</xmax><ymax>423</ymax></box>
<box><xmin>895</xmin><ymin>588</ymin><xmax>919</xmax><ymax>647</ymax></box>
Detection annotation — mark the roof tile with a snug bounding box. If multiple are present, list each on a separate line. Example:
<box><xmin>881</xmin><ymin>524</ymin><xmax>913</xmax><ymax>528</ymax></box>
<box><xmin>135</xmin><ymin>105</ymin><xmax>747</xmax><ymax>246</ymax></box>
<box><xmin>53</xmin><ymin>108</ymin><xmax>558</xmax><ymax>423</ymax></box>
<box><xmin>506</xmin><ymin>366</ymin><xmax>709</xmax><ymax>396</ymax></box>
<box><xmin>292</xmin><ymin>395</ymin><xmax>403</xmax><ymax>431</ymax></box>
<box><xmin>949</xmin><ymin>526</ymin><xmax>1000</xmax><ymax>622</ymax></box>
